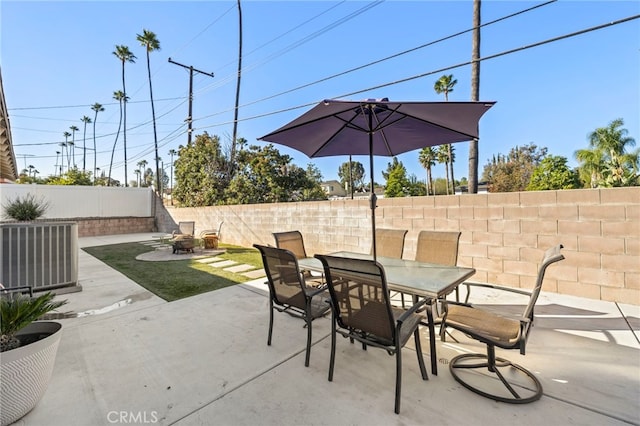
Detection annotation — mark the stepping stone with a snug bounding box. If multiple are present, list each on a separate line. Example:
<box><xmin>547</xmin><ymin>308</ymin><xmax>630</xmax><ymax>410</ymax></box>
<box><xmin>224</xmin><ymin>264</ymin><xmax>255</xmax><ymax>273</ymax></box>
<box><xmin>209</xmin><ymin>260</ymin><xmax>237</xmax><ymax>268</ymax></box>
<box><xmin>139</xmin><ymin>242</ymin><xmax>157</xmax><ymax>246</ymax></box>
<box><xmin>243</xmin><ymin>269</ymin><xmax>266</xmax><ymax>279</ymax></box>
<box><xmin>196</xmin><ymin>257</ymin><xmax>223</xmax><ymax>264</ymax></box>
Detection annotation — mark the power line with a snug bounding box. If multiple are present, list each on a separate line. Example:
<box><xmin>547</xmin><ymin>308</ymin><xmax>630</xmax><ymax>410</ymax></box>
<box><xmin>193</xmin><ymin>0</ymin><xmax>557</xmax><ymax>123</ymax></box>
<box><xmin>196</xmin><ymin>14</ymin><xmax>640</xmax><ymax>130</ymax></box>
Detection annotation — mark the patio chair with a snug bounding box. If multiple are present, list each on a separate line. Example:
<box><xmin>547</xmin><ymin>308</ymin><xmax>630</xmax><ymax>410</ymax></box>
<box><xmin>441</xmin><ymin>244</ymin><xmax>565</xmax><ymax>403</ymax></box>
<box><xmin>172</xmin><ymin>221</ymin><xmax>195</xmax><ymax>237</ymax></box>
<box><xmin>273</xmin><ymin>230</ymin><xmax>324</xmax><ymax>287</ymax></box>
<box><xmin>371</xmin><ymin>228</ymin><xmax>407</xmax><ymax>258</ymax></box>
<box><xmin>253</xmin><ymin>244</ymin><xmax>331</xmax><ymax>367</ymax></box>
<box><xmin>315</xmin><ymin>254</ymin><xmax>429</xmax><ymax>414</ymax></box>
<box><xmin>200</xmin><ymin>221</ymin><xmax>223</xmax><ymax>249</ymax></box>
<box><xmin>414</xmin><ymin>230</ymin><xmax>461</xmax><ymax>327</ymax></box>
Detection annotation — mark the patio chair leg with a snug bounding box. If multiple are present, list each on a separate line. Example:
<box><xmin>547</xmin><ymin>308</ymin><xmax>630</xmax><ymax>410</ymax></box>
<box><xmin>328</xmin><ymin>313</ymin><xmax>337</xmax><ymax>382</ymax></box>
<box><xmin>268</xmin><ymin>298</ymin><xmax>274</xmax><ymax>346</ymax></box>
<box><xmin>305</xmin><ymin>317</ymin><xmax>312</xmax><ymax>367</ymax></box>
<box><xmin>414</xmin><ymin>328</ymin><xmax>428</xmax><ymax>381</ymax></box>
<box><xmin>395</xmin><ymin>342</ymin><xmax>402</xmax><ymax>414</ymax></box>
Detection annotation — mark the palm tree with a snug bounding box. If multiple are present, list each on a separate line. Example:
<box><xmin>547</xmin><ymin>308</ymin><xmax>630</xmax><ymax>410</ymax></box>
<box><xmin>113</xmin><ymin>45</ymin><xmax>136</xmax><ymax>187</ymax></box>
<box><xmin>69</xmin><ymin>125</ymin><xmax>79</xmax><ymax>168</ymax></box>
<box><xmin>230</xmin><ymin>0</ymin><xmax>243</xmax><ymax>176</ymax></box>
<box><xmin>575</xmin><ymin>118</ymin><xmax>638</xmax><ymax>187</ymax></box>
<box><xmin>80</xmin><ymin>116</ymin><xmax>92</xmax><ymax>172</ymax></box>
<box><xmin>469</xmin><ymin>0</ymin><xmax>481</xmax><ymax>193</ymax></box>
<box><xmin>134</xmin><ymin>169</ymin><xmax>141</xmax><ymax>187</ymax></box>
<box><xmin>418</xmin><ymin>147</ymin><xmax>436</xmax><ymax>195</ymax></box>
<box><xmin>437</xmin><ymin>145</ymin><xmax>451</xmax><ymax>195</ymax></box>
<box><xmin>434</xmin><ymin>74</ymin><xmax>457</xmax><ymax>101</ymax></box>
<box><xmin>62</xmin><ymin>131</ymin><xmax>71</xmax><ymax>170</ymax></box>
<box><xmin>137</xmin><ymin>29</ymin><xmax>161</xmax><ymax>196</ymax></box>
<box><xmin>91</xmin><ymin>103</ymin><xmax>105</xmax><ymax>184</ymax></box>
<box><xmin>168</xmin><ymin>148</ymin><xmax>177</xmax><ymax>204</ymax></box>
<box><xmin>137</xmin><ymin>160</ymin><xmax>148</xmax><ymax>187</ymax></box>
<box><xmin>434</xmin><ymin>74</ymin><xmax>458</xmax><ymax>195</ymax></box>
<box><xmin>108</xmin><ymin>91</ymin><xmax>127</xmax><ymax>186</ymax></box>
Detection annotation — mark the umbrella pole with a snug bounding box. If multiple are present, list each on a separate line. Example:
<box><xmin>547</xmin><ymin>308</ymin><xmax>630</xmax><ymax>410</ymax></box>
<box><xmin>369</xmin><ymin>127</ymin><xmax>377</xmax><ymax>261</ymax></box>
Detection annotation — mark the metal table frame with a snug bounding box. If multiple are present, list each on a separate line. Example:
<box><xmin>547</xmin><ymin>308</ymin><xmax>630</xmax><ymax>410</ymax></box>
<box><xmin>299</xmin><ymin>251</ymin><xmax>476</xmax><ymax>375</ymax></box>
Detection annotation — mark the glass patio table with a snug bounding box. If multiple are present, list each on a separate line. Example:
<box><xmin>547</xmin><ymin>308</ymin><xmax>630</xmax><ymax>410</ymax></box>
<box><xmin>298</xmin><ymin>251</ymin><xmax>476</xmax><ymax>375</ymax></box>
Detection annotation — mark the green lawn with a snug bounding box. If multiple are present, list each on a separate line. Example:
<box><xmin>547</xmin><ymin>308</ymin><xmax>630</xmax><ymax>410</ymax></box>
<box><xmin>82</xmin><ymin>242</ymin><xmax>263</xmax><ymax>302</ymax></box>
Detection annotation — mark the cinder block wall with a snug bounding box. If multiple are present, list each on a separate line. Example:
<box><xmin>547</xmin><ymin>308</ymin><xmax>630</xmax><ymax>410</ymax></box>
<box><xmin>163</xmin><ymin>187</ymin><xmax>640</xmax><ymax>305</ymax></box>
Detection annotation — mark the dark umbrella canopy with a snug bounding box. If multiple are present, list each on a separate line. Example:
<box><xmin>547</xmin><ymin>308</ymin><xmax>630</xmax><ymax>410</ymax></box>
<box><xmin>258</xmin><ymin>98</ymin><xmax>495</xmax><ymax>258</ymax></box>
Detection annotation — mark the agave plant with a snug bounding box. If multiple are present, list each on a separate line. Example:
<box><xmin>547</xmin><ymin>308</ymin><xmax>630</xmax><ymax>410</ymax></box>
<box><xmin>2</xmin><ymin>193</ymin><xmax>49</xmax><ymax>221</ymax></box>
<box><xmin>0</xmin><ymin>292</ymin><xmax>67</xmax><ymax>352</ymax></box>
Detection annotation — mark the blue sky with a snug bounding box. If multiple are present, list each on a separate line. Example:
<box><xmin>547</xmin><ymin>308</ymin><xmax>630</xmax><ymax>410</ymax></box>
<box><xmin>2</xmin><ymin>1</ymin><xmax>638</xmax><ymax>187</ymax></box>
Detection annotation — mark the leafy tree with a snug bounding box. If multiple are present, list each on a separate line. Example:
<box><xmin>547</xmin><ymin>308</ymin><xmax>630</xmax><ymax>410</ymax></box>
<box><xmin>406</xmin><ymin>174</ymin><xmax>427</xmax><ymax>196</ymax></box>
<box><xmin>418</xmin><ymin>147</ymin><xmax>436</xmax><ymax>195</ymax></box>
<box><xmin>137</xmin><ymin>159</ymin><xmax>148</xmax><ymax>186</ymax></box>
<box><xmin>113</xmin><ymin>44</ymin><xmax>136</xmax><ymax>187</ymax></box>
<box><xmin>225</xmin><ymin>144</ymin><xmax>309</xmax><ymax>204</ymax></box>
<box><xmin>575</xmin><ymin>118</ymin><xmax>638</xmax><ymax>187</ymax></box>
<box><xmin>137</xmin><ymin>29</ymin><xmax>161</xmax><ymax>196</ymax></box>
<box><xmin>482</xmin><ymin>143</ymin><xmax>548</xmax><ymax>192</ymax></box>
<box><xmin>46</xmin><ymin>168</ymin><xmax>93</xmax><ymax>186</ymax></box>
<box><xmin>303</xmin><ymin>163</ymin><xmax>327</xmax><ymax>201</ymax></box>
<box><xmin>173</xmin><ymin>132</ymin><xmax>228</xmax><ymax>206</ymax></box>
<box><xmin>338</xmin><ymin>160</ymin><xmax>365</xmax><ymax>194</ymax></box>
<box><xmin>383</xmin><ymin>157</ymin><xmax>410</xmax><ymax>198</ymax></box>
<box><xmin>527</xmin><ymin>155</ymin><xmax>580</xmax><ymax>190</ymax></box>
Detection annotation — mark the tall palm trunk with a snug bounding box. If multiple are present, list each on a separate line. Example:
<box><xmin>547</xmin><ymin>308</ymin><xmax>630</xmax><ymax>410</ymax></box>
<box><xmin>109</xmin><ymin>98</ymin><xmax>123</xmax><ymax>186</ymax></box>
<box><xmin>448</xmin><ymin>144</ymin><xmax>455</xmax><ymax>194</ymax></box>
<box><xmin>230</xmin><ymin>0</ymin><xmax>243</xmax><ymax>175</ymax></box>
<box><xmin>468</xmin><ymin>0</ymin><xmax>481</xmax><ymax>193</ymax></box>
<box><xmin>82</xmin><ymin>122</ymin><xmax>87</xmax><ymax>171</ymax></box>
<box><xmin>122</xmin><ymin>67</ymin><xmax>129</xmax><ymax>187</ymax></box>
<box><xmin>145</xmin><ymin>50</ymin><xmax>160</xmax><ymax>195</ymax></box>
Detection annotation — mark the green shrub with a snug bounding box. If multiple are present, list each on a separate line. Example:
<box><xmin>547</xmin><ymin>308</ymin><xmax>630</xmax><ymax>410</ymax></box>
<box><xmin>0</xmin><ymin>292</ymin><xmax>67</xmax><ymax>352</ymax></box>
<box><xmin>2</xmin><ymin>193</ymin><xmax>49</xmax><ymax>221</ymax></box>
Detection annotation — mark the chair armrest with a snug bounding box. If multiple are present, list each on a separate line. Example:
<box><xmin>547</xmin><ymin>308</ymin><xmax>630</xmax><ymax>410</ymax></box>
<box><xmin>462</xmin><ymin>281</ymin><xmax>532</xmax><ymax>304</ymax></box>
<box><xmin>397</xmin><ymin>297</ymin><xmax>428</xmax><ymax>324</ymax></box>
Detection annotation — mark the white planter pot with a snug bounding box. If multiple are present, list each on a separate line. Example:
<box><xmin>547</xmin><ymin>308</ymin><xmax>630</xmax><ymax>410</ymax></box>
<box><xmin>0</xmin><ymin>321</ymin><xmax>62</xmax><ymax>426</ymax></box>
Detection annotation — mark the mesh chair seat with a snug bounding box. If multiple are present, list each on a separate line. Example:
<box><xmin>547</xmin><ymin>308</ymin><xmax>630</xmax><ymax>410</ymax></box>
<box><xmin>444</xmin><ymin>304</ymin><xmax>520</xmax><ymax>346</ymax></box>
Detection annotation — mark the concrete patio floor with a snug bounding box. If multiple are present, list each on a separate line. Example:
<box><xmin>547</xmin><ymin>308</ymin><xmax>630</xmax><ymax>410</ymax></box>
<box><xmin>14</xmin><ymin>233</ymin><xmax>640</xmax><ymax>426</ymax></box>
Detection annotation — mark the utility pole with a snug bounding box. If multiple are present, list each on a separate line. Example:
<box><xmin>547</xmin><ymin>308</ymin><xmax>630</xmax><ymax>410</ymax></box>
<box><xmin>168</xmin><ymin>58</ymin><xmax>214</xmax><ymax>145</ymax></box>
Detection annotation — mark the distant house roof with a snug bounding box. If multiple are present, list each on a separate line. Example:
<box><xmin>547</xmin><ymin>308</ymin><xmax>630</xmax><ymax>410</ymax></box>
<box><xmin>321</xmin><ymin>180</ymin><xmax>347</xmax><ymax>197</ymax></box>
<box><xmin>0</xmin><ymin>69</ymin><xmax>18</xmax><ymax>183</ymax></box>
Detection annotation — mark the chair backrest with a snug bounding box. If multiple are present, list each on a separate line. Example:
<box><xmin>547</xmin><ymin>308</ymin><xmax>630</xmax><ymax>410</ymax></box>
<box><xmin>371</xmin><ymin>229</ymin><xmax>408</xmax><ymax>259</ymax></box>
<box><xmin>254</xmin><ymin>244</ymin><xmax>306</xmax><ymax>310</ymax></box>
<box><xmin>273</xmin><ymin>231</ymin><xmax>308</xmax><ymax>259</ymax></box>
<box><xmin>316</xmin><ymin>254</ymin><xmax>395</xmax><ymax>343</ymax></box>
<box><xmin>523</xmin><ymin>244</ymin><xmax>565</xmax><ymax>322</ymax></box>
<box><xmin>177</xmin><ymin>221</ymin><xmax>195</xmax><ymax>236</ymax></box>
<box><xmin>414</xmin><ymin>230</ymin><xmax>461</xmax><ymax>265</ymax></box>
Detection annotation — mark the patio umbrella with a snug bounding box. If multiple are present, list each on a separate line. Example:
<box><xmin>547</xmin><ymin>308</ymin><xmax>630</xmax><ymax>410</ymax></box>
<box><xmin>258</xmin><ymin>98</ymin><xmax>495</xmax><ymax>258</ymax></box>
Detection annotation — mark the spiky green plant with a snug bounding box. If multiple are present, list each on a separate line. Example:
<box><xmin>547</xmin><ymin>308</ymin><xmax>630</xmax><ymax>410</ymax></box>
<box><xmin>2</xmin><ymin>193</ymin><xmax>49</xmax><ymax>221</ymax></box>
<box><xmin>0</xmin><ymin>292</ymin><xmax>67</xmax><ymax>352</ymax></box>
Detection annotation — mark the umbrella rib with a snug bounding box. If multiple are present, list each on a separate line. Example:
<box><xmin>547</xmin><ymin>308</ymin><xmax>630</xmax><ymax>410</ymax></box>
<box><xmin>308</xmin><ymin>110</ymin><xmax>368</xmax><ymax>157</ymax></box>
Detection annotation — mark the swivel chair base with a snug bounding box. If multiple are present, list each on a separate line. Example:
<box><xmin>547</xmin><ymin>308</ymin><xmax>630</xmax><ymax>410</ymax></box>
<box><xmin>450</xmin><ymin>353</ymin><xmax>542</xmax><ymax>404</ymax></box>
